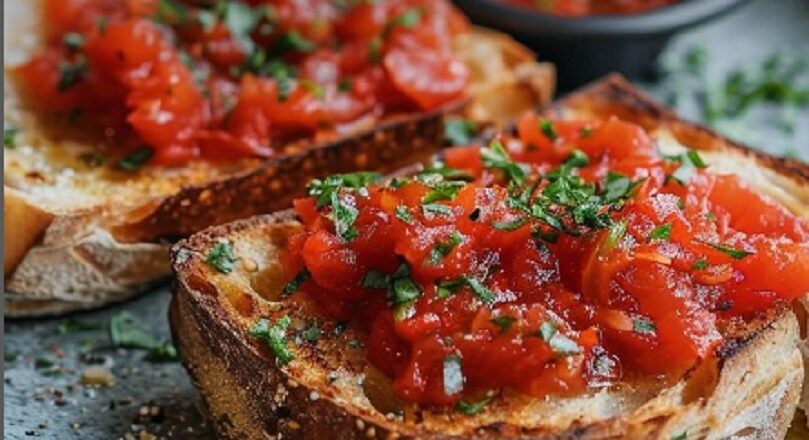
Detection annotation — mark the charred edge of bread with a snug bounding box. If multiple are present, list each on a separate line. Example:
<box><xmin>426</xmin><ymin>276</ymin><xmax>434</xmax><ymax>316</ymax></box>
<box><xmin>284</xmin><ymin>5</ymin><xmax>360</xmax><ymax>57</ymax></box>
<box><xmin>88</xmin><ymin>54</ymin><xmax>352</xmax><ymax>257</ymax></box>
<box><xmin>169</xmin><ymin>210</ymin><xmax>802</xmax><ymax>440</ymax></box>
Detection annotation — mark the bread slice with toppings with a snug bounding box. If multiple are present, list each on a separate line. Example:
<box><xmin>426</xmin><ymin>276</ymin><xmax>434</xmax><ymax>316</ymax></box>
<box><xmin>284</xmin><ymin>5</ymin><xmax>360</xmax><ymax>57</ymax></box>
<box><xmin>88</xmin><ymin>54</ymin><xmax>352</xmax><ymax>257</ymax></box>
<box><xmin>3</xmin><ymin>0</ymin><xmax>554</xmax><ymax>316</ymax></box>
<box><xmin>170</xmin><ymin>75</ymin><xmax>808</xmax><ymax>439</ymax></box>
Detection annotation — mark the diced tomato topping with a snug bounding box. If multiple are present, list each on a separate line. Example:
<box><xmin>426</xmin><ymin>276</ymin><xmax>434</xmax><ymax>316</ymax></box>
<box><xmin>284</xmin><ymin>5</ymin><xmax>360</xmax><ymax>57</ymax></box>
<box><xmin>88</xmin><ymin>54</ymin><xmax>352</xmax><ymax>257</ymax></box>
<box><xmin>281</xmin><ymin>115</ymin><xmax>809</xmax><ymax>406</ymax></box>
<box><xmin>14</xmin><ymin>0</ymin><xmax>469</xmax><ymax>166</ymax></box>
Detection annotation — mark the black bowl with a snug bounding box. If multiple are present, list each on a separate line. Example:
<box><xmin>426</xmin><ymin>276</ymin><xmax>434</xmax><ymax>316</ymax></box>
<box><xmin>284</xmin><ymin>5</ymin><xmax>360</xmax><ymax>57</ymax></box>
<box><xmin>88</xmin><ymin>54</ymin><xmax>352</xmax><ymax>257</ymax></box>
<box><xmin>453</xmin><ymin>0</ymin><xmax>752</xmax><ymax>90</ymax></box>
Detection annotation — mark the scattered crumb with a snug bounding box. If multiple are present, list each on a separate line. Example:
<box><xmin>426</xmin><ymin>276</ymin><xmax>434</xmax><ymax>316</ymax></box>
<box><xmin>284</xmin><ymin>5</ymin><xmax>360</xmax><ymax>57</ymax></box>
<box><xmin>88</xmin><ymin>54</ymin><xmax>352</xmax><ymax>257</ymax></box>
<box><xmin>80</xmin><ymin>366</ymin><xmax>115</xmax><ymax>387</ymax></box>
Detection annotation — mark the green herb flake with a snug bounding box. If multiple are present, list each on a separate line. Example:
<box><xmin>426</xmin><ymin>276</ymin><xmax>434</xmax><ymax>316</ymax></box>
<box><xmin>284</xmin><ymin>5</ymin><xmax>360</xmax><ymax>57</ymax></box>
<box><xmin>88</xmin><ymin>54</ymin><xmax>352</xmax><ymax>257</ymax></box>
<box><xmin>492</xmin><ymin>217</ymin><xmax>528</xmax><ymax>231</ymax></box>
<box><xmin>63</xmin><ymin>32</ymin><xmax>86</xmax><ymax>51</ymax></box>
<box><xmin>436</xmin><ymin>278</ymin><xmax>466</xmax><ymax>299</ymax></box>
<box><xmin>647</xmin><ymin>224</ymin><xmax>672</xmax><ymax>242</ymax></box>
<box><xmin>330</xmin><ymin>192</ymin><xmax>359</xmax><ymax>242</ymax></box>
<box><xmin>687</xmin><ymin>150</ymin><xmax>707</xmax><ymax>168</ymax></box>
<box><xmin>368</xmin><ymin>36</ymin><xmax>383</xmax><ymax>63</ymax></box>
<box><xmin>109</xmin><ymin>311</ymin><xmax>160</xmax><ymax>350</ymax></box>
<box><xmin>146</xmin><ymin>342</ymin><xmax>179</xmax><ymax>362</ymax></box>
<box><xmin>443</xmin><ymin>355</ymin><xmax>464</xmax><ymax>396</ymax></box>
<box><xmin>301</xmin><ymin>322</ymin><xmax>321</xmax><ymax>343</ymax></box>
<box><xmin>466</xmin><ymin>277</ymin><xmax>495</xmax><ymax>305</ymax></box>
<box><xmin>565</xmin><ymin>149</ymin><xmax>589</xmax><ymax>168</ymax></box>
<box><xmin>443</xmin><ymin>119</ymin><xmax>477</xmax><ymax>146</ymax></box>
<box><xmin>117</xmin><ymin>147</ymin><xmax>153</xmax><ymax>171</ymax></box>
<box><xmin>282</xmin><ymin>269</ymin><xmax>310</xmax><ymax>296</ymax></box>
<box><xmin>481</xmin><ymin>139</ymin><xmax>525</xmax><ymax>185</ymax></box>
<box><xmin>538</xmin><ymin>119</ymin><xmax>558</xmax><ymax>141</ymax></box>
<box><xmin>307</xmin><ymin>172</ymin><xmax>379</xmax><ymax>208</ymax></box>
<box><xmin>347</xmin><ymin>339</ymin><xmax>363</xmax><ymax>350</ymax></box>
<box><xmin>249</xmin><ymin>316</ymin><xmax>294</xmax><ymax>365</ymax></box>
<box><xmin>395</xmin><ymin>205</ymin><xmax>415</xmax><ymax>224</ymax></box>
<box><xmin>580</xmin><ymin>127</ymin><xmax>594</xmax><ymax>138</ymax></box>
<box><xmin>422</xmin><ymin>203</ymin><xmax>452</xmax><ymax>216</ymax></box>
<box><xmin>708</xmin><ymin>242</ymin><xmax>753</xmax><ymax>260</ymax></box>
<box><xmin>422</xmin><ymin>181</ymin><xmax>465</xmax><ymax>204</ymax></box>
<box><xmin>58</xmin><ymin>318</ymin><xmax>100</xmax><ymax>335</ymax></box>
<box><xmin>633</xmin><ymin>317</ymin><xmax>657</xmax><ymax>334</ymax></box>
<box><xmin>392</xmin><ymin>277</ymin><xmax>422</xmax><ymax>305</ymax></box>
<box><xmin>692</xmin><ymin>258</ymin><xmax>709</xmax><ymax>270</ymax></box>
<box><xmin>4</xmin><ymin>127</ymin><xmax>18</xmax><ymax>149</ymax></box>
<box><xmin>670</xmin><ymin>431</ymin><xmax>688</xmax><ymax>440</ymax></box>
<box><xmin>58</xmin><ymin>58</ymin><xmax>88</xmax><ymax>91</ymax></box>
<box><xmin>276</xmin><ymin>31</ymin><xmax>316</xmax><ymax>54</ymax></box>
<box><xmin>363</xmin><ymin>270</ymin><xmax>390</xmax><ymax>290</ymax></box>
<box><xmin>490</xmin><ymin>316</ymin><xmax>516</xmax><ymax>333</ymax></box>
<box><xmin>383</xmin><ymin>7</ymin><xmax>423</xmax><ymax>37</ymax></box>
<box><xmin>338</xmin><ymin>77</ymin><xmax>352</xmax><ymax>92</ymax></box>
<box><xmin>456</xmin><ymin>392</ymin><xmax>494</xmax><ymax>416</ymax></box>
<box><xmin>428</xmin><ymin>231</ymin><xmax>463</xmax><ymax>265</ymax></box>
<box><xmin>207</xmin><ymin>241</ymin><xmax>236</xmax><ymax>274</ymax></box>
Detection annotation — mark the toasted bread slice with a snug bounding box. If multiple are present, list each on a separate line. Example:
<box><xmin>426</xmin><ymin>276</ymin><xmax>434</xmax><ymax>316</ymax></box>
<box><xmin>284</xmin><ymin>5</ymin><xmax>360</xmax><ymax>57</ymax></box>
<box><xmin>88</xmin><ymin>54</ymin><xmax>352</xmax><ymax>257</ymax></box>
<box><xmin>170</xmin><ymin>76</ymin><xmax>808</xmax><ymax>439</ymax></box>
<box><xmin>2</xmin><ymin>0</ymin><xmax>555</xmax><ymax>316</ymax></box>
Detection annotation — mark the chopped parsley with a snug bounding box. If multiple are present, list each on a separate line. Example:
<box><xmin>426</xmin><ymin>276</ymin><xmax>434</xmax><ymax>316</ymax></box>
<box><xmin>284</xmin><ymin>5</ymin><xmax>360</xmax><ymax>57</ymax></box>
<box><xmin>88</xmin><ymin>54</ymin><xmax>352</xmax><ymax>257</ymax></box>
<box><xmin>491</xmin><ymin>217</ymin><xmax>528</xmax><ymax>231</ymax></box>
<box><xmin>250</xmin><ymin>316</ymin><xmax>294</xmax><ymax>365</ymax></box>
<box><xmin>428</xmin><ymin>231</ymin><xmax>463</xmax><ymax>265</ymax></box>
<box><xmin>435</xmin><ymin>276</ymin><xmax>495</xmax><ymax>306</ymax></box>
<box><xmin>538</xmin><ymin>119</ymin><xmax>558</xmax><ymax>141</ymax></box>
<box><xmin>670</xmin><ymin>432</ymin><xmax>688</xmax><ymax>440</ymax></box>
<box><xmin>443</xmin><ymin>119</ymin><xmax>477</xmax><ymax>145</ymax></box>
<box><xmin>456</xmin><ymin>392</ymin><xmax>494</xmax><ymax>416</ymax></box>
<box><xmin>565</xmin><ymin>149</ymin><xmax>589</xmax><ymax>168</ymax></box>
<box><xmin>442</xmin><ymin>355</ymin><xmax>464</xmax><ymax>396</ymax></box>
<box><xmin>274</xmin><ymin>31</ymin><xmax>316</xmax><ymax>54</ymax></box>
<box><xmin>481</xmin><ymin>139</ymin><xmax>525</xmax><ymax>185</ymax></box>
<box><xmin>300</xmin><ymin>322</ymin><xmax>321</xmax><ymax>343</ymax></box>
<box><xmin>707</xmin><ymin>242</ymin><xmax>753</xmax><ymax>260</ymax></box>
<box><xmin>668</xmin><ymin>150</ymin><xmax>708</xmax><ymax>185</ymax></box>
<box><xmin>281</xmin><ymin>269</ymin><xmax>310</xmax><ymax>296</ymax></box>
<box><xmin>330</xmin><ymin>191</ymin><xmax>360</xmax><ymax>241</ymax></box>
<box><xmin>534</xmin><ymin>321</ymin><xmax>581</xmax><ymax>355</ymax></box>
<box><xmin>422</xmin><ymin>181</ymin><xmax>465</xmax><ymax>203</ymax></box>
<box><xmin>109</xmin><ymin>312</ymin><xmax>160</xmax><ymax>350</ymax></box>
<box><xmin>207</xmin><ymin>241</ymin><xmax>236</xmax><ymax>274</ymax></box>
<box><xmin>57</xmin><ymin>57</ymin><xmax>88</xmax><ymax>91</ymax></box>
<box><xmin>580</xmin><ymin>126</ymin><xmax>594</xmax><ymax>138</ymax></box>
<box><xmin>633</xmin><ymin>317</ymin><xmax>657</xmax><ymax>334</ymax></box>
<box><xmin>362</xmin><ymin>264</ymin><xmax>423</xmax><ymax>318</ymax></box>
<box><xmin>395</xmin><ymin>205</ymin><xmax>415</xmax><ymax>224</ymax></box>
<box><xmin>383</xmin><ymin>7</ymin><xmax>423</xmax><ymax>38</ymax></box>
<box><xmin>466</xmin><ymin>277</ymin><xmax>495</xmax><ymax>305</ymax></box>
<box><xmin>422</xmin><ymin>203</ymin><xmax>452</xmax><ymax>216</ymax></box>
<box><xmin>62</xmin><ymin>32</ymin><xmax>86</xmax><ymax>52</ymax></box>
<box><xmin>490</xmin><ymin>316</ymin><xmax>516</xmax><ymax>333</ymax></box>
<box><xmin>4</xmin><ymin>127</ymin><xmax>17</xmax><ymax>149</ymax></box>
<box><xmin>307</xmin><ymin>172</ymin><xmax>379</xmax><ymax>208</ymax></box>
<box><xmin>692</xmin><ymin>258</ymin><xmax>709</xmax><ymax>270</ymax></box>
<box><xmin>647</xmin><ymin>224</ymin><xmax>672</xmax><ymax>242</ymax></box>
<box><xmin>117</xmin><ymin>147</ymin><xmax>153</xmax><ymax>171</ymax></box>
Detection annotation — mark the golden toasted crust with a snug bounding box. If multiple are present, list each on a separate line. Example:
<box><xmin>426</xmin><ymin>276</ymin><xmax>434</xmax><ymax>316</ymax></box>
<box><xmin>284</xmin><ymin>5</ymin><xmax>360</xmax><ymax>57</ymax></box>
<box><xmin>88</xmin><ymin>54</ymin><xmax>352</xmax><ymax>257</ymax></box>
<box><xmin>169</xmin><ymin>76</ymin><xmax>809</xmax><ymax>439</ymax></box>
<box><xmin>170</xmin><ymin>212</ymin><xmax>801</xmax><ymax>440</ymax></box>
<box><xmin>3</xmin><ymin>0</ymin><xmax>554</xmax><ymax>316</ymax></box>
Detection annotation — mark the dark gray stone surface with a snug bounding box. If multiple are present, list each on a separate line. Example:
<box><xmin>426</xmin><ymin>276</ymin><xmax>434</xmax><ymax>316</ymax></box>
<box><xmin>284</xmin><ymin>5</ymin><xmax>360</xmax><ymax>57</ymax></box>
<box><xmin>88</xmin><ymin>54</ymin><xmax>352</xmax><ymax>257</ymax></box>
<box><xmin>4</xmin><ymin>0</ymin><xmax>808</xmax><ymax>438</ymax></box>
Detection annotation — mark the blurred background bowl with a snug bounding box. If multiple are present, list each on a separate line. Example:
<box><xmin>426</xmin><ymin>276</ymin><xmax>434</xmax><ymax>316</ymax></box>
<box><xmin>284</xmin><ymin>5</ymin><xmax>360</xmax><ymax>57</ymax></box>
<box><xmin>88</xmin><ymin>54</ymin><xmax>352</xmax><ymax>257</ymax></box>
<box><xmin>453</xmin><ymin>0</ymin><xmax>753</xmax><ymax>90</ymax></box>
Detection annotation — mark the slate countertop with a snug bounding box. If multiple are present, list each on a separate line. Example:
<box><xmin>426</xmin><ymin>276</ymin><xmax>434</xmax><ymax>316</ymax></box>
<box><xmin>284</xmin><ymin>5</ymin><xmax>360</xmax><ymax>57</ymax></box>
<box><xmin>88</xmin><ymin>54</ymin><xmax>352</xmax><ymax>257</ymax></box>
<box><xmin>4</xmin><ymin>0</ymin><xmax>808</xmax><ymax>438</ymax></box>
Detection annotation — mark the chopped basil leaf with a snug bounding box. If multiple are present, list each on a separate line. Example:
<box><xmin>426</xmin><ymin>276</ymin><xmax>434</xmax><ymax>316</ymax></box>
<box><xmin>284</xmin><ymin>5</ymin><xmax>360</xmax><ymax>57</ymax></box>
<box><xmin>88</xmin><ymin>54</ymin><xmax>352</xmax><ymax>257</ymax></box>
<box><xmin>367</xmin><ymin>36</ymin><xmax>383</xmax><ymax>63</ymax></box>
<box><xmin>492</xmin><ymin>217</ymin><xmax>528</xmax><ymax>231</ymax></box>
<box><xmin>363</xmin><ymin>270</ymin><xmax>390</xmax><ymax>290</ymax></box>
<box><xmin>4</xmin><ymin>127</ymin><xmax>17</xmax><ymax>149</ymax></box>
<box><xmin>395</xmin><ymin>205</ymin><xmax>415</xmax><ymax>224</ymax></box>
<box><xmin>670</xmin><ymin>431</ymin><xmax>688</xmax><ymax>440</ymax></box>
<box><xmin>538</xmin><ymin>119</ymin><xmax>558</xmax><ymax>141</ymax></box>
<box><xmin>392</xmin><ymin>277</ymin><xmax>421</xmax><ymax>304</ymax></box>
<box><xmin>58</xmin><ymin>318</ymin><xmax>100</xmax><ymax>335</ymax></box>
<box><xmin>146</xmin><ymin>342</ymin><xmax>179</xmax><ymax>362</ymax></box>
<box><xmin>705</xmin><ymin>212</ymin><xmax>716</xmax><ymax>221</ymax></box>
<box><xmin>422</xmin><ymin>203</ymin><xmax>452</xmax><ymax>216</ymax></box>
<box><xmin>687</xmin><ymin>150</ymin><xmax>707</xmax><ymax>168</ymax></box>
<box><xmin>196</xmin><ymin>10</ymin><xmax>217</xmax><ymax>30</ymax></box>
<box><xmin>301</xmin><ymin>322</ymin><xmax>321</xmax><ymax>343</ymax></box>
<box><xmin>109</xmin><ymin>311</ymin><xmax>160</xmax><ymax>350</ymax></box>
<box><xmin>282</xmin><ymin>269</ymin><xmax>310</xmax><ymax>296</ymax></box>
<box><xmin>456</xmin><ymin>393</ymin><xmax>494</xmax><ymax>416</ymax></box>
<box><xmin>422</xmin><ymin>181</ymin><xmax>465</xmax><ymax>203</ymax></box>
<box><xmin>436</xmin><ymin>278</ymin><xmax>466</xmax><ymax>298</ymax></box>
<box><xmin>338</xmin><ymin>78</ymin><xmax>352</xmax><ymax>92</ymax></box>
<box><xmin>393</xmin><ymin>300</ymin><xmax>416</xmax><ymax>321</ymax></box>
<box><xmin>307</xmin><ymin>172</ymin><xmax>379</xmax><ymax>207</ymax></box>
<box><xmin>250</xmin><ymin>316</ymin><xmax>294</xmax><ymax>365</ymax></box>
<box><xmin>603</xmin><ymin>171</ymin><xmax>636</xmax><ymax>202</ymax></box>
<box><xmin>57</xmin><ymin>57</ymin><xmax>88</xmax><ymax>91</ymax></box>
<box><xmin>565</xmin><ymin>149</ymin><xmax>589</xmax><ymax>168</ymax></box>
<box><xmin>633</xmin><ymin>317</ymin><xmax>657</xmax><ymax>334</ymax></box>
<box><xmin>330</xmin><ymin>192</ymin><xmax>359</xmax><ymax>241</ymax></box>
<box><xmin>708</xmin><ymin>242</ymin><xmax>752</xmax><ymax>260</ymax></box>
<box><xmin>428</xmin><ymin>231</ymin><xmax>463</xmax><ymax>265</ymax></box>
<box><xmin>490</xmin><ymin>316</ymin><xmax>516</xmax><ymax>333</ymax></box>
<box><xmin>62</xmin><ymin>32</ymin><xmax>86</xmax><ymax>51</ymax></box>
<box><xmin>466</xmin><ymin>277</ymin><xmax>495</xmax><ymax>305</ymax></box>
<box><xmin>601</xmin><ymin>218</ymin><xmax>628</xmax><ymax>255</ymax></box>
<box><xmin>692</xmin><ymin>258</ymin><xmax>709</xmax><ymax>270</ymax></box>
<box><xmin>647</xmin><ymin>224</ymin><xmax>672</xmax><ymax>242</ymax></box>
<box><xmin>442</xmin><ymin>355</ymin><xmax>464</xmax><ymax>396</ymax></box>
<box><xmin>443</xmin><ymin>119</ymin><xmax>477</xmax><ymax>145</ymax></box>
<box><xmin>481</xmin><ymin>139</ymin><xmax>525</xmax><ymax>185</ymax></box>
<box><xmin>383</xmin><ymin>7</ymin><xmax>423</xmax><ymax>38</ymax></box>
<box><xmin>580</xmin><ymin>127</ymin><xmax>594</xmax><ymax>138</ymax></box>
<box><xmin>117</xmin><ymin>147</ymin><xmax>153</xmax><ymax>171</ymax></box>
<box><xmin>275</xmin><ymin>31</ymin><xmax>316</xmax><ymax>54</ymax></box>
<box><xmin>207</xmin><ymin>241</ymin><xmax>236</xmax><ymax>274</ymax></box>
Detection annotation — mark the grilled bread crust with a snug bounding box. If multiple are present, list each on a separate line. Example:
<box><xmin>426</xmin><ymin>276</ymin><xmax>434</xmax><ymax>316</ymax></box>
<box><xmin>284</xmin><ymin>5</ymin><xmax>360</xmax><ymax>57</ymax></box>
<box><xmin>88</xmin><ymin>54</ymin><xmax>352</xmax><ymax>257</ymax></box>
<box><xmin>170</xmin><ymin>76</ymin><xmax>809</xmax><ymax>439</ymax></box>
<box><xmin>3</xmin><ymin>0</ymin><xmax>555</xmax><ymax>316</ymax></box>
